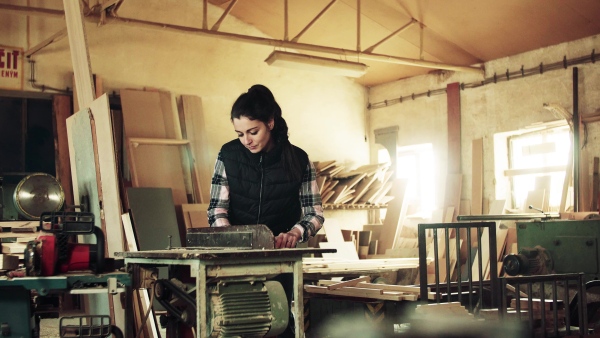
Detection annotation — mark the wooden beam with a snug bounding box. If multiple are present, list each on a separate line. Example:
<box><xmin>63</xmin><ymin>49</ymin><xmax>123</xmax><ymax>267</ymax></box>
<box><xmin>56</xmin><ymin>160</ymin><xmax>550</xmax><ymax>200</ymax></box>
<box><xmin>211</xmin><ymin>0</ymin><xmax>238</xmax><ymax>31</ymax></box>
<box><xmin>291</xmin><ymin>0</ymin><xmax>338</xmax><ymax>42</ymax></box>
<box><xmin>363</xmin><ymin>19</ymin><xmax>416</xmax><ymax>53</ymax></box>
<box><xmin>3</xmin><ymin>3</ymin><xmax>483</xmax><ymax>74</ymax></box>
<box><xmin>53</xmin><ymin>95</ymin><xmax>74</xmax><ymax>209</ymax></box>
<box><xmin>447</xmin><ymin>82</ymin><xmax>461</xmax><ymax>174</ymax></box>
<box><xmin>25</xmin><ymin>28</ymin><xmax>67</xmax><ymax>57</ymax></box>
<box><xmin>63</xmin><ymin>0</ymin><xmax>95</xmax><ymax>109</ymax></box>
<box><xmin>471</xmin><ymin>138</ymin><xmax>483</xmax><ymax>215</ymax></box>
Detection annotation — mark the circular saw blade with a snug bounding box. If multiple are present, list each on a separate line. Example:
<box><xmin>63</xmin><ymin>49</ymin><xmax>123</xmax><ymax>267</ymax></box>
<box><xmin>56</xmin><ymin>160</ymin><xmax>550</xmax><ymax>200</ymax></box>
<box><xmin>13</xmin><ymin>173</ymin><xmax>65</xmax><ymax>220</ymax></box>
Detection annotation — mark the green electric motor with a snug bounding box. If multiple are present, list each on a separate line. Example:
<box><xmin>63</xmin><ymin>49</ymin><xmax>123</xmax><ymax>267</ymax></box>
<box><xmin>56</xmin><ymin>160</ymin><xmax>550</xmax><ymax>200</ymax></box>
<box><xmin>209</xmin><ymin>280</ymin><xmax>289</xmax><ymax>337</ymax></box>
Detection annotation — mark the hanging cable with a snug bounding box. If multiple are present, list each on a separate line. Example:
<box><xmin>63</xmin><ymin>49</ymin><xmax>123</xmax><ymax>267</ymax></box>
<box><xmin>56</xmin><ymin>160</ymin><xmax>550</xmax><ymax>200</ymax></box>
<box><xmin>369</xmin><ymin>48</ymin><xmax>598</xmax><ymax>110</ymax></box>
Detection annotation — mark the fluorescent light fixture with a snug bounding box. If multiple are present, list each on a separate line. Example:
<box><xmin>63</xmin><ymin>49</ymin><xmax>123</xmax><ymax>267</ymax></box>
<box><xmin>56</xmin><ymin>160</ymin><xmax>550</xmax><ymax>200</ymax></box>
<box><xmin>265</xmin><ymin>51</ymin><xmax>368</xmax><ymax>78</ymax></box>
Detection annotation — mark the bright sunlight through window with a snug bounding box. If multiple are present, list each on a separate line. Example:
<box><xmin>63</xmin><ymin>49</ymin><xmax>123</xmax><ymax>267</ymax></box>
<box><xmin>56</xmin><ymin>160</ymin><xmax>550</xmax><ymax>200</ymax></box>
<box><xmin>379</xmin><ymin>143</ymin><xmax>435</xmax><ymax>216</ymax></box>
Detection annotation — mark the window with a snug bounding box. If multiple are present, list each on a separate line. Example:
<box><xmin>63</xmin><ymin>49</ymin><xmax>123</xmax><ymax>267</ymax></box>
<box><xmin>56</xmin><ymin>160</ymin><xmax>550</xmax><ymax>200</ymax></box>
<box><xmin>495</xmin><ymin>122</ymin><xmax>571</xmax><ymax>212</ymax></box>
<box><xmin>379</xmin><ymin>143</ymin><xmax>435</xmax><ymax>216</ymax></box>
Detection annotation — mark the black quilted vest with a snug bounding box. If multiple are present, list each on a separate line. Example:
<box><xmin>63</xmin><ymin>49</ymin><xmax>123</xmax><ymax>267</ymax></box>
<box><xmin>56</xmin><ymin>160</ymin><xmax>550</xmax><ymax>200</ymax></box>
<box><xmin>219</xmin><ymin>139</ymin><xmax>309</xmax><ymax>236</ymax></box>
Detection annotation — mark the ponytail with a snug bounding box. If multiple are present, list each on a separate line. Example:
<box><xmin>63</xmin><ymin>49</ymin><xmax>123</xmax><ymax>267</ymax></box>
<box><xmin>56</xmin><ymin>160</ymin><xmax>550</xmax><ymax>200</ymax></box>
<box><xmin>231</xmin><ymin>85</ymin><xmax>304</xmax><ymax>181</ymax></box>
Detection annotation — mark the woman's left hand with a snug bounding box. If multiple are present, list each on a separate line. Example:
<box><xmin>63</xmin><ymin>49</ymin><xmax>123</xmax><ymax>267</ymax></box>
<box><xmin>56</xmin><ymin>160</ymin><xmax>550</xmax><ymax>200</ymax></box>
<box><xmin>275</xmin><ymin>228</ymin><xmax>302</xmax><ymax>249</ymax></box>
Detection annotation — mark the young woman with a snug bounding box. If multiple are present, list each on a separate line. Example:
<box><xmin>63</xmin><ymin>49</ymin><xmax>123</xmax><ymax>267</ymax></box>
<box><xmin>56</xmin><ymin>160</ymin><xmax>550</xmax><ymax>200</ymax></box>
<box><xmin>207</xmin><ymin>84</ymin><xmax>324</xmax><ymax>249</ymax></box>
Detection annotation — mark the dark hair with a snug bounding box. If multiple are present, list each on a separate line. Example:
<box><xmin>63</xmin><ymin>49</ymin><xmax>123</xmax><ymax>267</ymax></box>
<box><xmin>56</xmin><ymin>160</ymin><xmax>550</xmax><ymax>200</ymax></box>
<box><xmin>231</xmin><ymin>84</ymin><xmax>303</xmax><ymax>181</ymax></box>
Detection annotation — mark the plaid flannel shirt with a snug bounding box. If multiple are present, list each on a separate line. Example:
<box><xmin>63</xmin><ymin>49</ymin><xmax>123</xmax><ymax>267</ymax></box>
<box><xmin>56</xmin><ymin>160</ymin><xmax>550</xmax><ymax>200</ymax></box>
<box><xmin>207</xmin><ymin>152</ymin><xmax>324</xmax><ymax>242</ymax></box>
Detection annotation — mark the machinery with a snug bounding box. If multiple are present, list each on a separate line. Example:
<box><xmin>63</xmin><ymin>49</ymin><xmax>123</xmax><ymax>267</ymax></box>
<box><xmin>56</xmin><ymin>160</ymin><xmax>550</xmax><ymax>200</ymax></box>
<box><xmin>503</xmin><ymin>217</ymin><xmax>600</xmax><ymax>281</ymax></box>
<box><xmin>25</xmin><ymin>211</ymin><xmax>105</xmax><ymax>276</ymax></box>
<box><xmin>120</xmin><ymin>224</ymin><xmax>334</xmax><ymax>338</ymax></box>
<box><xmin>0</xmin><ymin>210</ymin><xmax>127</xmax><ymax>338</ymax></box>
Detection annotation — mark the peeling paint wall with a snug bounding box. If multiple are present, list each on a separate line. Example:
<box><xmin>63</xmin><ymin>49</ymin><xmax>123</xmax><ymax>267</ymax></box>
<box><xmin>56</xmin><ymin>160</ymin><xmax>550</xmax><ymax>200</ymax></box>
<box><xmin>369</xmin><ymin>34</ymin><xmax>600</xmax><ymax>212</ymax></box>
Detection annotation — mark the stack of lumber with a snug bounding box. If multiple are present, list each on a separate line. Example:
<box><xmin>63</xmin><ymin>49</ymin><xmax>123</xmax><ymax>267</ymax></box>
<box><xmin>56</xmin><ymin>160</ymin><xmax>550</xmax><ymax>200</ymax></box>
<box><xmin>304</xmin><ymin>276</ymin><xmax>419</xmax><ymax>301</ymax></box>
<box><xmin>414</xmin><ymin>302</ymin><xmax>475</xmax><ymax>319</ymax></box>
<box><xmin>315</xmin><ymin>161</ymin><xmax>393</xmax><ymax>205</ymax></box>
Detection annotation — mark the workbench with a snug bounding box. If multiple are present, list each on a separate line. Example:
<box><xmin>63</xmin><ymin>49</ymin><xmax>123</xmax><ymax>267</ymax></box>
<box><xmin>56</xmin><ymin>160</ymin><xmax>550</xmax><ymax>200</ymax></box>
<box><xmin>117</xmin><ymin>247</ymin><xmax>334</xmax><ymax>338</ymax></box>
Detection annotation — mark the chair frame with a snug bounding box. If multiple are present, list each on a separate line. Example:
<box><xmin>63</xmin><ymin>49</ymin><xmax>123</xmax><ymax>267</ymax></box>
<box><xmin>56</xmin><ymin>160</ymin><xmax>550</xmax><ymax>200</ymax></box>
<box><xmin>418</xmin><ymin>221</ymin><xmax>499</xmax><ymax>311</ymax></box>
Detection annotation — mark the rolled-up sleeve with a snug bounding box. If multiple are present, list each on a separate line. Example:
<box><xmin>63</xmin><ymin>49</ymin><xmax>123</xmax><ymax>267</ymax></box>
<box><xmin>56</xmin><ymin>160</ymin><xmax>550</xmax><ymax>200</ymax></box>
<box><xmin>207</xmin><ymin>152</ymin><xmax>231</xmax><ymax>227</ymax></box>
<box><xmin>293</xmin><ymin>160</ymin><xmax>324</xmax><ymax>242</ymax></box>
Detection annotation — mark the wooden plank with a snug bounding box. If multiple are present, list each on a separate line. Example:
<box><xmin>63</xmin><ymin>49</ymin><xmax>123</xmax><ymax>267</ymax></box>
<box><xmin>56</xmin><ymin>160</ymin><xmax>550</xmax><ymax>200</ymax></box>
<box><xmin>120</xmin><ymin>89</ymin><xmax>189</xmax><ymax>207</ymax></box>
<box><xmin>120</xmin><ymin>89</ymin><xmax>169</xmax><ymax>138</ymax></box>
<box><xmin>319</xmin><ymin>241</ymin><xmax>359</xmax><ymax>260</ymax></box>
<box><xmin>91</xmin><ymin>94</ymin><xmax>125</xmax><ymax>257</ymax></box>
<box><xmin>180</xmin><ymin>95</ymin><xmax>212</xmax><ymax>204</ymax></box>
<box><xmin>560</xmin><ymin>144</ymin><xmax>574</xmax><ymax>212</ymax></box>
<box><xmin>127</xmin><ymin>141</ymin><xmax>188</xmax><ymax>206</ymax></box>
<box><xmin>63</xmin><ymin>0</ymin><xmax>95</xmax><ymax>109</ymax></box>
<box><xmin>443</xmin><ymin>174</ymin><xmax>462</xmax><ymax>222</ymax></box>
<box><xmin>66</xmin><ymin>102</ymin><xmax>116</xmax><ymax>327</ymax></box>
<box><xmin>378</xmin><ymin>179</ymin><xmax>409</xmax><ymax>254</ymax></box>
<box><xmin>592</xmin><ymin>157</ymin><xmax>599</xmax><ymax>211</ymax></box>
<box><xmin>350</xmin><ymin>173</ymin><xmax>379</xmax><ymax>204</ymax></box>
<box><xmin>327</xmin><ymin>276</ymin><xmax>370</xmax><ymax>290</ymax></box>
<box><xmin>181</xmin><ymin>204</ymin><xmax>209</xmax><ymax>229</ymax></box>
<box><xmin>471</xmin><ymin>138</ymin><xmax>483</xmax><ymax>215</ymax></box>
<box><xmin>121</xmin><ymin>212</ymin><xmax>159</xmax><ymax>337</ymax></box>
<box><xmin>447</xmin><ymin>82</ymin><xmax>461</xmax><ymax>175</ymax></box>
<box><xmin>53</xmin><ymin>95</ymin><xmax>74</xmax><ymax>208</ymax></box>
<box><xmin>0</xmin><ymin>254</ymin><xmax>20</xmax><ymax>270</ymax></box>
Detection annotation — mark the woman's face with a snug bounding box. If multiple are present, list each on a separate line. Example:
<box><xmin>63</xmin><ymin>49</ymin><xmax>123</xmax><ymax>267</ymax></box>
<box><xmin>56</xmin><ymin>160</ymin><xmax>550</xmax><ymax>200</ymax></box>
<box><xmin>232</xmin><ymin>116</ymin><xmax>274</xmax><ymax>153</ymax></box>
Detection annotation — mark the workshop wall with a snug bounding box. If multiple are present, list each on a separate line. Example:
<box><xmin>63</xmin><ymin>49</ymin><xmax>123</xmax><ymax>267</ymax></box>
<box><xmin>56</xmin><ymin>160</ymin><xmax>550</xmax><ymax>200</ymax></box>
<box><xmin>0</xmin><ymin>0</ymin><xmax>370</xmax><ymax>175</ymax></box>
<box><xmin>368</xmin><ymin>33</ymin><xmax>600</xmax><ymax>213</ymax></box>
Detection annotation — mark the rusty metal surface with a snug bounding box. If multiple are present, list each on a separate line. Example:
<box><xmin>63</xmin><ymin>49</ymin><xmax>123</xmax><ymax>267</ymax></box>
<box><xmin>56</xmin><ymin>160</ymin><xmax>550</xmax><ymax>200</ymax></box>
<box><xmin>116</xmin><ymin>247</ymin><xmax>335</xmax><ymax>260</ymax></box>
<box><xmin>186</xmin><ymin>224</ymin><xmax>275</xmax><ymax>249</ymax></box>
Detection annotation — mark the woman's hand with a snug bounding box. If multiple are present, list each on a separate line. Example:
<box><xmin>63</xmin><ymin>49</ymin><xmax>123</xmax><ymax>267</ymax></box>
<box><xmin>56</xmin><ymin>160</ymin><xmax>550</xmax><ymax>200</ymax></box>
<box><xmin>275</xmin><ymin>228</ymin><xmax>302</xmax><ymax>249</ymax></box>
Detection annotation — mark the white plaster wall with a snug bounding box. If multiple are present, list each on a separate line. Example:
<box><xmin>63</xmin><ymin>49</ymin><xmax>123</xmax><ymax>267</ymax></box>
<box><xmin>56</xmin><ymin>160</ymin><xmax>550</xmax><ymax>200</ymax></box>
<box><xmin>368</xmin><ymin>34</ymin><xmax>600</xmax><ymax>211</ymax></box>
<box><xmin>0</xmin><ymin>0</ymin><xmax>369</xmax><ymax>171</ymax></box>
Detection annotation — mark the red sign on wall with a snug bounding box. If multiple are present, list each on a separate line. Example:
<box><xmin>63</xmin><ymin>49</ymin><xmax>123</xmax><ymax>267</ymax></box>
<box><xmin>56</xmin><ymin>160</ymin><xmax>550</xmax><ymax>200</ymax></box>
<box><xmin>0</xmin><ymin>45</ymin><xmax>24</xmax><ymax>90</ymax></box>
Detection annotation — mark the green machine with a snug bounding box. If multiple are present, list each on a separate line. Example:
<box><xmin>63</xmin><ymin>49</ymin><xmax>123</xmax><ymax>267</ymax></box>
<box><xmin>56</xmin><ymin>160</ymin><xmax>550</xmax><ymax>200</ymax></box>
<box><xmin>0</xmin><ymin>273</ymin><xmax>130</xmax><ymax>337</ymax></box>
<box><xmin>504</xmin><ymin>218</ymin><xmax>600</xmax><ymax>281</ymax></box>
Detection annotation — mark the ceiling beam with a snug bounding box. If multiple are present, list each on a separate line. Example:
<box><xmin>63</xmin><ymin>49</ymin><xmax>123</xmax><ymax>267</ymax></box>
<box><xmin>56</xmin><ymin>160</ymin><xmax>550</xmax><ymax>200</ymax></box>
<box><xmin>291</xmin><ymin>0</ymin><xmax>338</xmax><ymax>43</ymax></box>
<box><xmin>211</xmin><ymin>0</ymin><xmax>238</xmax><ymax>31</ymax></box>
<box><xmin>1</xmin><ymin>3</ymin><xmax>64</xmax><ymax>18</ymax></box>
<box><xmin>2</xmin><ymin>3</ymin><xmax>484</xmax><ymax>75</ymax></box>
<box><xmin>363</xmin><ymin>18</ymin><xmax>416</xmax><ymax>53</ymax></box>
<box><xmin>25</xmin><ymin>27</ymin><xmax>68</xmax><ymax>57</ymax></box>
<box><xmin>356</xmin><ymin>0</ymin><xmax>360</xmax><ymax>51</ymax></box>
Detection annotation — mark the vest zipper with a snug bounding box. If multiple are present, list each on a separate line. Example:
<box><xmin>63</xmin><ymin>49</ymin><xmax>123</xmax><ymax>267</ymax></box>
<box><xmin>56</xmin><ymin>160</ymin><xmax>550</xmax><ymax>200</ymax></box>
<box><xmin>257</xmin><ymin>154</ymin><xmax>264</xmax><ymax>224</ymax></box>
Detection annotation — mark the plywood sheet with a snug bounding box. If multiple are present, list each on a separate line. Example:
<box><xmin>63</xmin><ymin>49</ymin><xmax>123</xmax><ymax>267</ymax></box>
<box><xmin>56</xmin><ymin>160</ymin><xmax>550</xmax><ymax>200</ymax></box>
<box><xmin>471</xmin><ymin>138</ymin><xmax>483</xmax><ymax>215</ymax></box>
<box><xmin>90</xmin><ymin>94</ymin><xmax>125</xmax><ymax>257</ymax></box>
<box><xmin>66</xmin><ymin>96</ymin><xmax>123</xmax><ymax>326</ymax></box>
<box><xmin>120</xmin><ymin>89</ymin><xmax>167</xmax><ymax>138</ymax></box>
<box><xmin>377</xmin><ymin>178</ymin><xmax>409</xmax><ymax>254</ymax></box>
<box><xmin>127</xmin><ymin>187</ymin><xmax>183</xmax><ymax>249</ymax></box>
<box><xmin>182</xmin><ymin>203</ymin><xmax>209</xmax><ymax>229</ymax></box>
<box><xmin>180</xmin><ymin>95</ymin><xmax>212</xmax><ymax>203</ymax></box>
<box><xmin>128</xmin><ymin>143</ymin><xmax>188</xmax><ymax>206</ymax></box>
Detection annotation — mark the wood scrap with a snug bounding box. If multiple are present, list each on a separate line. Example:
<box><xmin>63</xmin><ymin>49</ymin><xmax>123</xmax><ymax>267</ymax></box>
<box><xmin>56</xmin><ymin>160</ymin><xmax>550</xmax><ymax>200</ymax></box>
<box><xmin>305</xmin><ymin>284</ymin><xmax>418</xmax><ymax>301</ymax></box>
<box><xmin>377</xmin><ymin>179</ymin><xmax>409</xmax><ymax>254</ymax></box>
<box><xmin>414</xmin><ymin>302</ymin><xmax>474</xmax><ymax>318</ymax></box>
<box><xmin>314</xmin><ymin>161</ymin><xmax>394</xmax><ymax>206</ymax></box>
<box><xmin>326</xmin><ymin>276</ymin><xmax>371</xmax><ymax>290</ymax></box>
<box><xmin>0</xmin><ymin>254</ymin><xmax>20</xmax><ymax>270</ymax></box>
